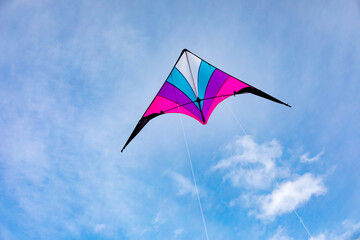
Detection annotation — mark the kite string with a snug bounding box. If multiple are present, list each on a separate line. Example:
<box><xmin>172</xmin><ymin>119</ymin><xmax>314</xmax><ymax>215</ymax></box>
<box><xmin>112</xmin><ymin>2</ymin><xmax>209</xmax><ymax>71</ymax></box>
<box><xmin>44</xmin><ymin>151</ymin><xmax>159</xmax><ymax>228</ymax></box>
<box><xmin>170</xmin><ymin>70</ymin><xmax>209</xmax><ymax>240</ymax></box>
<box><xmin>179</xmin><ymin>114</ymin><xmax>210</xmax><ymax>240</ymax></box>
<box><xmin>271</xmin><ymin>175</ymin><xmax>314</xmax><ymax>240</ymax></box>
<box><xmin>223</xmin><ymin>100</ymin><xmax>314</xmax><ymax>240</ymax></box>
<box><xmin>223</xmin><ymin>99</ymin><xmax>247</xmax><ymax>136</ymax></box>
<box><xmin>211</xmin><ymin>71</ymin><xmax>313</xmax><ymax>238</ymax></box>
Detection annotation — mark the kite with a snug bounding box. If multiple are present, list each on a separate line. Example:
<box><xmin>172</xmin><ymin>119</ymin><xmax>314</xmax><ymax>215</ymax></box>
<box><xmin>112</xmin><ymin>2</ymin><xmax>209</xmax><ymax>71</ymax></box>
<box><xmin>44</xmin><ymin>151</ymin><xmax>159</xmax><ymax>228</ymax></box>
<box><xmin>121</xmin><ymin>49</ymin><xmax>290</xmax><ymax>152</ymax></box>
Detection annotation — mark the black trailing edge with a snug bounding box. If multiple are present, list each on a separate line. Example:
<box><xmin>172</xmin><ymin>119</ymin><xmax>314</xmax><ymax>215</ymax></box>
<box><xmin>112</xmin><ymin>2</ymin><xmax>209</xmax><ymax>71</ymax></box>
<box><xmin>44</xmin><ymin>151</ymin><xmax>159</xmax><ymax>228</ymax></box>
<box><xmin>121</xmin><ymin>112</ymin><xmax>163</xmax><ymax>152</ymax></box>
<box><xmin>236</xmin><ymin>87</ymin><xmax>291</xmax><ymax>108</ymax></box>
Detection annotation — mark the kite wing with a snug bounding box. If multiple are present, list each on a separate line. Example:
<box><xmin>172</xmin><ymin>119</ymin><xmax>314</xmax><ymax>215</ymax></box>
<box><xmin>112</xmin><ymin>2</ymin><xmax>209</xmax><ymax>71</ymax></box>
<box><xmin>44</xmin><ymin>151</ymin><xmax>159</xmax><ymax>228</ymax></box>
<box><xmin>121</xmin><ymin>49</ymin><xmax>290</xmax><ymax>152</ymax></box>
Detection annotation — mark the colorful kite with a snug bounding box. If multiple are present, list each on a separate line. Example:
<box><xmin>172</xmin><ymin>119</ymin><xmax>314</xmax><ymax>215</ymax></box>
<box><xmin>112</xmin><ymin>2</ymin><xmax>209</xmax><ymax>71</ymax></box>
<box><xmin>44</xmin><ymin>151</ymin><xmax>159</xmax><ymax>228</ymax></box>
<box><xmin>122</xmin><ymin>49</ymin><xmax>290</xmax><ymax>152</ymax></box>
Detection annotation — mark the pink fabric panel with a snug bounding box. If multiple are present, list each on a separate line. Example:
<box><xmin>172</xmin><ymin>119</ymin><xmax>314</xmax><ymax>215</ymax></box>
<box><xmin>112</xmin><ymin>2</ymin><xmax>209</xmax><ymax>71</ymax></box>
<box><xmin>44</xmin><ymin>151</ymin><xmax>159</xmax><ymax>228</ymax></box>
<box><xmin>166</xmin><ymin>107</ymin><xmax>204</xmax><ymax>124</ymax></box>
<box><xmin>144</xmin><ymin>96</ymin><xmax>203</xmax><ymax>123</ymax></box>
<box><xmin>144</xmin><ymin>96</ymin><xmax>176</xmax><ymax>117</ymax></box>
<box><xmin>217</xmin><ymin>77</ymin><xmax>249</xmax><ymax>96</ymax></box>
<box><xmin>204</xmin><ymin>96</ymin><xmax>231</xmax><ymax>124</ymax></box>
<box><xmin>205</xmin><ymin>77</ymin><xmax>249</xmax><ymax>122</ymax></box>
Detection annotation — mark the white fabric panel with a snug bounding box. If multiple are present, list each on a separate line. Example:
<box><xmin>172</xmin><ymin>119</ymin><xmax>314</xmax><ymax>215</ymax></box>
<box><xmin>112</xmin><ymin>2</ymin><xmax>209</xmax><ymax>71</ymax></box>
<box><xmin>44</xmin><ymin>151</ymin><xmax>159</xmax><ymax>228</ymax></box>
<box><xmin>186</xmin><ymin>51</ymin><xmax>201</xmax><ymax>95</ymax></box>
<box><xmin>175</xmin><ymin>51</ymin><xmax>201</xmax><ymax>96</ymax></box>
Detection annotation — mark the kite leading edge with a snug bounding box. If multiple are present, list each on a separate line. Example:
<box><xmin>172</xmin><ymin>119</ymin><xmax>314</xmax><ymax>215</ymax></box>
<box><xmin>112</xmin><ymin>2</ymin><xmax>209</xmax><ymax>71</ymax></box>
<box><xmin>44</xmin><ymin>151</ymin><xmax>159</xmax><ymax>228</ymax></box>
<box><xmin>121</xmin><ymin>49</ymin><xmax>291</xmax><ymax>152</ymax></box>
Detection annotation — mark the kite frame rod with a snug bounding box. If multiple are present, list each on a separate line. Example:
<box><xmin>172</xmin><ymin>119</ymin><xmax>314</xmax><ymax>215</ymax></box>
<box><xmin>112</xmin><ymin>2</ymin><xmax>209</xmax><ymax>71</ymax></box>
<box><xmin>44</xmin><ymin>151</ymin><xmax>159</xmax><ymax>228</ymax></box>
<box><xmin>162</xmin><ymin>93</ymin><xmax>239</xmax><ymax>114</ymax></box>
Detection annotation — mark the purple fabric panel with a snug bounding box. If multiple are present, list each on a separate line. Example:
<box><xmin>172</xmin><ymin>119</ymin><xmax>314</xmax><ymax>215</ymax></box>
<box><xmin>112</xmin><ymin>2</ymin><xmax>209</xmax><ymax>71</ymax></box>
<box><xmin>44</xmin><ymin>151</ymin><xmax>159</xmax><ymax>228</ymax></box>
<box><xmin>158</xmin><ymin>82</ymin><xmax>202</xmax><ymax>121</ymax></box>
<box><xmin>202</xmin><ymin>69</ymin><xmax>230</xmax><ymax>118</ymax></box>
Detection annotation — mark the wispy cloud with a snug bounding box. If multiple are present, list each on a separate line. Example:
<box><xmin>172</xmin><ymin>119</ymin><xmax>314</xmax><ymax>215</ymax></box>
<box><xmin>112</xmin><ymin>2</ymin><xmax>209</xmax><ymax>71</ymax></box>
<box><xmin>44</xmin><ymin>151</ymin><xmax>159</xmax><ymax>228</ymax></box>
<box><xmin>254</xmin><ymin>173</ymin><xmax>326</xmax><ymax>220</ymax></box>
<box><xmin>94</xmin><ymin>224</ymin><xmax>106</xmax><ymax>233</ymax></box>
<box><xmin>166</xmin><ymin>171</ymin><xmax>197</xmax><ymax>197</ymax></box>
<box><xmin>312</xmin><ymin>233</ymin><xmax>326</xmax><ymax>240</ymax></box>
<box><xmin>300</xmin><ymin>151</ymin><xmax>324</xmax><ymax>163</ymax></box>
<box><xmin>212</xmin><ymin>135</ymin><xmax>289</xmax><ymax>190</ymax></box>
<box><xmin>173</xmin><ymin>228</ymin><xmax>184</xmax><ymax>238</ymax></box>
<box><xmin>312</xmin><ymin>220</ymin><xmax>360</xmax><ymax>240</ymax></box>
<box><xmin>213</xmin><ymin>136</ymin><xmax>327</xmax><ymax>221</ymax></box>
<box><xmin>153</xmin><ymin>212</ymin><xmax>167</xmax><ymax>225</ymax></box>
<box><xmin>268</xmin><ymin>226</ymin><xmax>294</xmax><ymax>240</ymax></box>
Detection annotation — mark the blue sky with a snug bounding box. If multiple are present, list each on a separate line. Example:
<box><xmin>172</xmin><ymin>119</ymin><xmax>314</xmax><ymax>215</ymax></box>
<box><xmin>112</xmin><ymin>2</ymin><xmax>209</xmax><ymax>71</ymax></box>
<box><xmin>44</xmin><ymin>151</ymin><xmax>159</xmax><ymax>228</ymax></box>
<box><xmin>1</xmin><ymin>0</ymin><xmax>360</xmax><ymax>239</ymax></box>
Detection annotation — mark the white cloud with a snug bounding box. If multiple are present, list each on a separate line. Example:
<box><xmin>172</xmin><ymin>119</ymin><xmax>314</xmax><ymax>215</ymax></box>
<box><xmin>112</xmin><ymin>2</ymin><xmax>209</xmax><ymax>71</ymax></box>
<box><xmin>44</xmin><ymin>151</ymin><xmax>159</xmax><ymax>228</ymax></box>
<box><xmin>167</xmin><ymin>171</ymin><xmax>197</xmax><ymax>197</ymax></box>
<box><xmin>211</xmin><ymin>136</ymin><xmax>327</xmax><ymax>220</ymax></box>
<box><xmin>213</xmin><ymin>136</ymin><xmax>327</xmax><ymax>221</ymax></box>
<box><xmin>300</xmin><ymin>151</ymin><xmax>324</xmax><ymax>163</ymax></box>
<box><xmin>212</xmin><ymin>136</ymin><xmax>289</xmax><ymax>190</ymax></box>
<box><xmin>312</xmin><ymin>220</ymin><xmax>360</xmax><ymax>240</ymax></box>
<box><xmin>153</xmin><ymin>212</ymin><xmax>167</xmax><ymax>225</ymax></box>
<box><xmin>94</xmin><ymin>224</ymin><xmax>106</xmax><ymax>232</ymax></box>
<box><xmin>174</xmin><ymin>228</ymin><xmax>184</xmax><ymax>237</ymax></box>
<box><xmin>268</xmin><ymin>226</ymin><xmax>294</xmax><ymax>240</ymax></box>
<box><xmin>255</xmin><ymin>173</ymin><xmax>326</xmax><ymax>220</ymax></box>
<box><xmin>311</xmin><ymin>233</ymin><xmax>326</xmax><ymax>240</ymax></box>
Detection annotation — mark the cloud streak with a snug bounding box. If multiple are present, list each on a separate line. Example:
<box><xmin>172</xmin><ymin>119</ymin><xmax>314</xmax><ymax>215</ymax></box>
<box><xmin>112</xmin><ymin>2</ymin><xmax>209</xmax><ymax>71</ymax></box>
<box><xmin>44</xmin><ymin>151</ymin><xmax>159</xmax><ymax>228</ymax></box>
<box><xmin>300</xmin><ymin>151</ymin><xmax>324</xmax><ymax>163</ymax></box>
<box><xmin>166</xmin><ymin>171</ymin><xmax>198</xmax><ymax>197</ymax></box>
<box><xmin>213</xmin><ymin>136</ymin><xmax>327</xmax><ymax>222</ymax></box>
<box><xmin>312</xmin><ymin>220</ymin><xmax>360</xmax><ymax>240</ymax></box>
<box><xmin>268</xmin><ymin>226</ymin><xmax>294</xmax><ymax>240</ymax></box>
<box><xmin>212</xmin><ymin>135</ymin><xmax>289</xmax><ymax>190</ymax></box>
<box><xmin>255</xmin><ymin>173</ymin><xmax>326</xmax><ymax>220</ymax></box>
